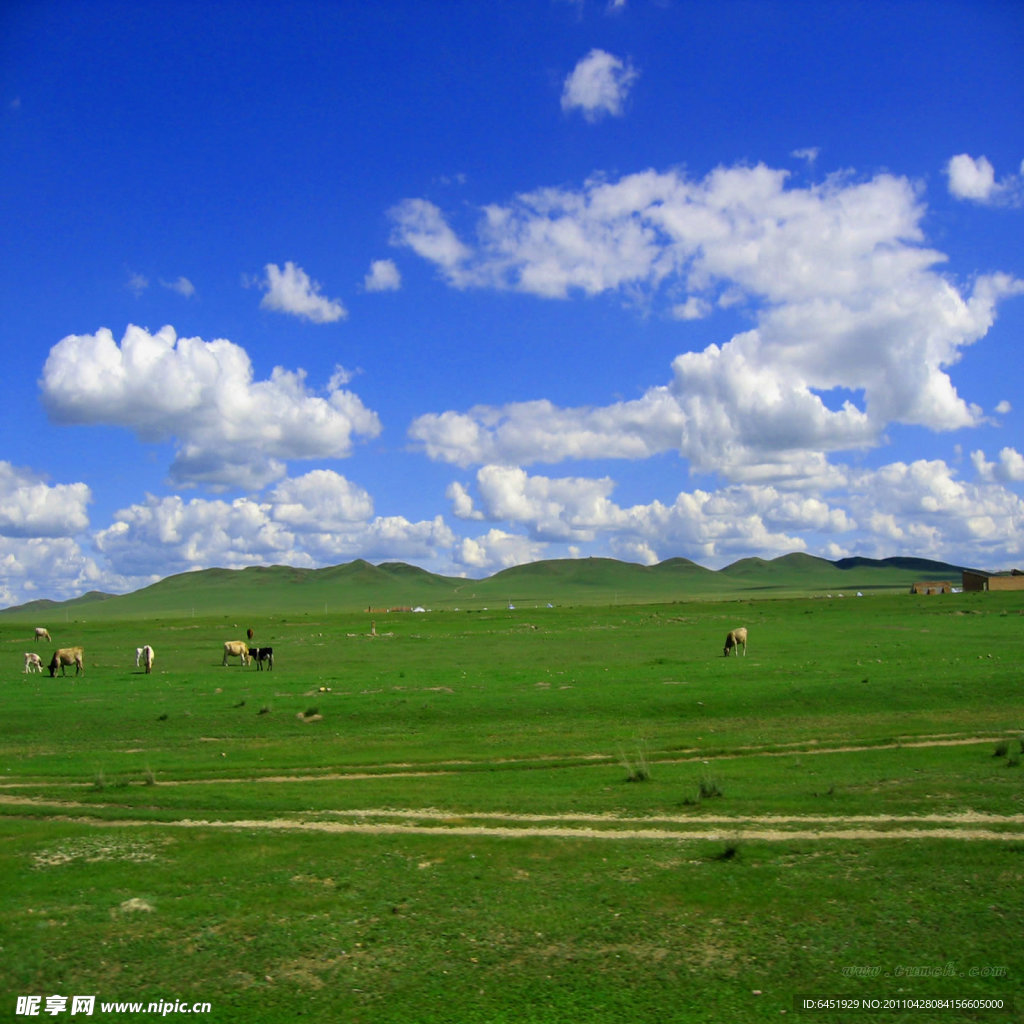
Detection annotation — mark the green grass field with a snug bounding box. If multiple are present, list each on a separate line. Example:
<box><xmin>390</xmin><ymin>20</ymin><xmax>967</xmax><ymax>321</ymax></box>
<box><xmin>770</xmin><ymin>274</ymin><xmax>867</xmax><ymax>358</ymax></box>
<box><xmin>2</xmin><ymin>590</ymin><xmax>1022</xmax><ymax>1022</ymax></box>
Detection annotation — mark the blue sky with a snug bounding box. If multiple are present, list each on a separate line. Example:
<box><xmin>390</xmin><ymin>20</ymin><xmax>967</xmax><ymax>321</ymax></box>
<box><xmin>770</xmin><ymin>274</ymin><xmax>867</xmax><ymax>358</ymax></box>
<box><xmin>1</xmin><ymin>0</ymin><xmax>1022</xmax><ymax>606</ymax></box>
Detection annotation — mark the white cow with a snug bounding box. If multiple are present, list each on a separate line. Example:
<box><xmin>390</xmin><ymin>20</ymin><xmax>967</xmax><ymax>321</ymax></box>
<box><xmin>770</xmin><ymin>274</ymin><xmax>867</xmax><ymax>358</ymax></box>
<box><xmin>35</xmin><ymin>627</ymin><xmax>51</xmax><ymax>644</ymax></box>
<box><xmin>140</xmin><ymin>645</ymin><xmax>155</xmax><ymax>674</ymax></box>
<box><xmin>223</xmin><ymin>640</ymin><xmax>249</xmax><ymax>667</ymax></box>
<box><xmin>724</xmin><ymin>627</ymin><xmax>748</xmax><ymax>657</ymax></box>
<box><xmin>24</xmin><ymin>652</ymin><xmax>44</xmax><ymax>673</ymax></box>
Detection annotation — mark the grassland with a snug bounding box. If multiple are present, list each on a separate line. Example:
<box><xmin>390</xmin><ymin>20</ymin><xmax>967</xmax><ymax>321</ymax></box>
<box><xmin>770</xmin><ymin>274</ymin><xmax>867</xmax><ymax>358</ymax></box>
<box><xmin>2</xmin><ymin>588</ymin><xmax>1022</xmax><ymax>1022</ymax></box>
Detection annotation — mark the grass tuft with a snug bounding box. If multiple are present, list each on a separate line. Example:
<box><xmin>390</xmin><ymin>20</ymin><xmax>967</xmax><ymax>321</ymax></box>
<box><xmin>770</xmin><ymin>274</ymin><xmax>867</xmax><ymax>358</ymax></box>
<box><xmin>618</xmin><ymin>740</ymin><xmax>651</xmax><ymax>783</ymax></box>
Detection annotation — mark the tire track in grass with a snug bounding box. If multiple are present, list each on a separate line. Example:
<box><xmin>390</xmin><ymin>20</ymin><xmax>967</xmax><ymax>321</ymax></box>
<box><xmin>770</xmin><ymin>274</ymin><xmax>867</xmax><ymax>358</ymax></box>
<box><xmin>2</xmin><ymin>733</ymin><xmax>1021</xmax><ymax>842</ymax></box>
<box><xmin>0</xmin><ymin>732</ymin><xmax>1011</xmax><ymax>790</ymax></box>
<box><xmin>2</xmin><ymin>796</ymin><xmax>1023</xmax><ymax>842</ymax></box>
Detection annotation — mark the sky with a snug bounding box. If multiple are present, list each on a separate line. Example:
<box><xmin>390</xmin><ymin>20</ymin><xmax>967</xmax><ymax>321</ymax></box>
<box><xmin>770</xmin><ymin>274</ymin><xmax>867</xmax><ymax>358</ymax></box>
<box><xmin>1</xmin><ymin>0</ymin><xmax>1023</xmax><ymax>607</ymax></box>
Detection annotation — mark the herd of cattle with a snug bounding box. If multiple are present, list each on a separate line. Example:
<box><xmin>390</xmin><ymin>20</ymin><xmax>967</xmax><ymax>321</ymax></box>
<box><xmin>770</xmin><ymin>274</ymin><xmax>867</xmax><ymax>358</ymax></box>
<box><xmin>22</xmin><ymin>623</ymin><xmax>745</xmax><ymax>675</ymax></box>
<box><xmin>22</xmin><ymin>626</ymin><xmax>275</xmax><ymax>676</ymax></box>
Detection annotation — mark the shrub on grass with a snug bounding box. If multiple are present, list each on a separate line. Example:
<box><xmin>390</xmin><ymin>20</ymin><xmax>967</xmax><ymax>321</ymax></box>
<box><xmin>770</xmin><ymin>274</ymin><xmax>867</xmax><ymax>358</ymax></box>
<box><xmin>710</xmin><ymin>843</ymin><xmax>739</xmax><ymax>862</ymax></box>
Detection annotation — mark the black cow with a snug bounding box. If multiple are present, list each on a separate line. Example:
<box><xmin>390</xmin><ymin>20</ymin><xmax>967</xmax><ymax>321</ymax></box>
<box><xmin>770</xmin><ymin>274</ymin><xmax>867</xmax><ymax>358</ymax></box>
<box><xmin>248</xmin><ymin>646</ymin><xmax>274</xmax><ymax>670</ymax></box>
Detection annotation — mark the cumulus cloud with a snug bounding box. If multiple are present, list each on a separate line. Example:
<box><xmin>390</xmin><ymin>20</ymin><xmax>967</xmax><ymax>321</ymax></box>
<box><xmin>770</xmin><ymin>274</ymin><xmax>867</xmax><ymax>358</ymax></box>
<box><xmin>93</xmin><ymin>478</ymin><xmax>456</xmax><ymax>581</ymax></box>
<box><xmin>269</xmin><ymin>470</ymin><xmax>374</xmax><ymax>529</ymax></box>
<box><xmin>364</xmin><ymin>258</ymin><xmax>402</xmax><ymax>292</ymax></box>
<box><xmin>456</xmin><ymin>529</ymin><xmax>545</xmax><ymax>571</ymax></box>
<box><xmin>398</xmin><ymin>162</ymin><xmax>1023</xmax><ymax>482</ymax></box>
<box><xmin>389</xmin><ymin>199</ymin><xmax>472</xmax><ymax>285</ymax></box>
<box><xmin>259</xmin><ymin>261</ymin><xmax>347</xmax><ymax>323</ymax></box>
<box><xmin>0</xmin><ymin>462</ymin><xmax>91</xmax><ymax>538</ymax></box>
<box><xmin>561</xmin><ymin>48</ymin><xmax>638</xmax><ymax>121</ymax></box>
<box><xmin>437</xmin><ymin>453</ymin><xmax>1024</xmax><ymax>575</ymax></box>
<box><xmin>40</xmin><ymin>325</ymin><xmax>382</xmax><ymax>489</ymax></box>
<box><xmin>454</xmin><ymin>465</ymin><xmax>621</xmax><ymax>542</ymax></box>
<box><xmin>0</xmin><ymin>537</ymin><xmax>109</xmax><ymax>607</ymax></box>
<box><xmin>846</xmin><ymin>458</ymin><xmax>1024</xmax><ymax>563</ymax></box>
<box><xmin>946</xmin><ymin>154</ymin><xmax>1023</xmax><ymax>206</ymax></box>
<box><xmin>971</xmin><ymin>447</ymin><xmax>1024</xmax><ymax>483</ymax></box>
<box><xmin>447</xmin><ymin>464</ymin><xmax>845</xmax><ymax>566</ymax></box>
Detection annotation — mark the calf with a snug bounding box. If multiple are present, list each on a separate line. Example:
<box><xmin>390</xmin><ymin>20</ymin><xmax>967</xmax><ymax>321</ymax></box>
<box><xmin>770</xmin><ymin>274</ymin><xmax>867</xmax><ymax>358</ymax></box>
<box><xmin>24</xmin><ymin>652</ymin><xmax>44</xmax><ymax>673</ymax></box>
<box><xmin>248</xmin><ymin>646</ymin><xmax>274</xmax><ymax>670</ymax></box>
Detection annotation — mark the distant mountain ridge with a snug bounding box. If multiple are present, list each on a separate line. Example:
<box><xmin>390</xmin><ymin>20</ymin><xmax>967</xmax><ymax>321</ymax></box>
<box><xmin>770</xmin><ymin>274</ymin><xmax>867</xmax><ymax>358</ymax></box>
<box><xmin>0</xmin><ymin>553</ymin><xmax>974</xmax><ymax>620</ymax></box>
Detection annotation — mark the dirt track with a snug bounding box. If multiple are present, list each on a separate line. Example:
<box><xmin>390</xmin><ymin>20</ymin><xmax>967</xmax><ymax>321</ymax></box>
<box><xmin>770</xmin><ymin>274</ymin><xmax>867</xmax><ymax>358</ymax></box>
<box><xmin>3</xmin><ymin>734</ymin><xmax>1021</xmax><ymax>843</ymax></box>
<box><xmin>3</xmin><ymin>797</ymin><xmax>1022</xmax><ymax>843</ymax></box>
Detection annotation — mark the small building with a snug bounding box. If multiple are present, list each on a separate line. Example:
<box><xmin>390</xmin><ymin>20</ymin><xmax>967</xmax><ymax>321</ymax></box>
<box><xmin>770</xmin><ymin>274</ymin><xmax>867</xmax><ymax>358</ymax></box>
<box><xmin>911</xmin><ymin>580</ymin><xmax>952</xmax><ymax>595</ymax></box>
<box><xmin>962</xmin><ymin>569</ymin><xmax>1024</xmax><ymax>593</ymax></box>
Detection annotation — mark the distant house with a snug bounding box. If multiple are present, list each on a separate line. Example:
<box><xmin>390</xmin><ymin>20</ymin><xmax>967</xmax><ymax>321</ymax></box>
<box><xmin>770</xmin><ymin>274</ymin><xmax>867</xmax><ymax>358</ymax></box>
<box><xmin>962</xmin><ymin>569</ymin><xmax>1024</xmax><ymax>593</ymax></box>
<box><xmin>911</xmin><ymin>581</ymin><xmax>952</xmax><ymax>595</ymax></box>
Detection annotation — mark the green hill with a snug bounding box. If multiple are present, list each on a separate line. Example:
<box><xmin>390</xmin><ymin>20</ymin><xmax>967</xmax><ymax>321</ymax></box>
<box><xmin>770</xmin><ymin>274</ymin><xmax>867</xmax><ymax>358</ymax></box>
<box><xmin>0</xmin><ymin>552</ymin><xmax>972</xmax><ymax>621</ymax></box>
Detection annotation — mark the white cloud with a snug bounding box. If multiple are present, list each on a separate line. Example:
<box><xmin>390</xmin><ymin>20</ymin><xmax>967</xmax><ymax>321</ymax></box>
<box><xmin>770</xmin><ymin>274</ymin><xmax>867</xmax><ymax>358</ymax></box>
<box><xmin>671</xmin><ymin>296</ymin><xmax>712</xmax><ymax>320</ymax></box>
<box><xmin>0</xmin><ymin>537</ymin><xmax>109</xmax><ymax>607</ymax></box>
<box><xmin>93</xmin><ymin>485</ymin><xmax>456</xmax><ymax>582</ymax></box>
<box><xmin>946</xmin><ymin>154</ymin><xmax>997</xmax><ymax>200</ymax></box>
<box><xmin>458</xmin><ymin>465</ymin><xmax>621</xmax><ymax>542</ymax></box>
<box><xmin>853</xmin><ymin>459</ymin><xmax>1024</xmax><ymax>562</ymax></box>
<box><xmin>446</xmin><ymin>464</ymin><xmax>845</xmax><ymax>566</ymax></box>
<box><xmin>946</xmin><ymin>153</ymin><xmax>1023</xmax><ymax>206</ymax></box>
<box><xmin>389</xmin><ymin>199</ymin><xmax>473</xmax><ymax>285</ymax></box>
<box><xmin>971</xmin><ymin>447</ymin><xmax>1024</xmax><ymax>483</ymax></box>
<box><xmin>438</xmin><ymin>455</ymin><xmax>1023</xmax><ymax>575</ymax></box>
<box><xmin>561</xmin><ymin>48</ymin><xmax>638</xmax><ymax>122</ymax></box>
<box><xmin>269</xmin><ymin>470</ymin><xmax>374</xmax><ymax>529</ymax></box>
<box><xmin>0</xmin><ymin>462</ymin><xmax>91</xmax><ymax>538</ymax></box>
<box><xmin>259</xmin><ymin>261</ymin><xmax>347</xmax><ymax>323</ymax></box>
<box><xmin>127</xmin><ymin>272</ymin><xmax>148</xmax><ymax>297</ymax></box>
<box><xmin>162</xmin><ymin>276</ymin><xmax>195</xmax><ymax>298</ymax></box>
<box><xmin>364</xmin><ymin>258</ymin><xmax>402</xmax><ymax>292</ymax></box>
<box><xmin>40</xmin><ymin>325</ymin><xmax>382</xmax><ymax>489</ymax></box>
<box><xmin>456</xmin><ymin>529</ymin><xmax>545</xmax><ymax>571</ymax></box>
<box><xmin>398</xmin><ymin>163</ymin><xmax>1024</xmax><ymax>481</ymax></box>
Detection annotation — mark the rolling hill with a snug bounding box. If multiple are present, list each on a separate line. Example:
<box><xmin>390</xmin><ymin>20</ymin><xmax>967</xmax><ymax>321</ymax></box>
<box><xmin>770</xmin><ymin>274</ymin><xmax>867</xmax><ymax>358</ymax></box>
<box><xmin>0</xmin><ymin>553</ymin><xmax>972</xmax><ymax>621</ymax></box>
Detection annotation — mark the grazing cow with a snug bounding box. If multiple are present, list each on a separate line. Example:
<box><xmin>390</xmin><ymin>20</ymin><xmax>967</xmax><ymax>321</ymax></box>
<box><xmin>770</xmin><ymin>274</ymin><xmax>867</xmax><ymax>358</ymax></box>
<box><xmin>34</xmin><ymin>627</ymin><xmax>51</xmax><ymax>644</ymax></box>
<box><xmin>49</xmin><ymin>647</ymin><xmax>85</xmax><ymax>676</ymax></box>
<box><xmin>723</xmin><ymin>627</ymin><xmax>748</xmax><ymax>657</ymax></box>
<box><xmin>223</xmin><ymin>640</ymin><xmax>249</xmax><ymax>667</ymax></box>
<box><xmin>24</xmin><ymin>652</ymin><xmax>44</xmax><ymax>673</ymax></box>
<box><xmin>248</xmin><ymin>646</ymin><xmax>274</xmax><ymax>670</ymax></box>
<box><xmin>140</xmin><ymin>644</ymin><xmax>155</xmax><ymax>674</ymax></box>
